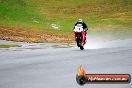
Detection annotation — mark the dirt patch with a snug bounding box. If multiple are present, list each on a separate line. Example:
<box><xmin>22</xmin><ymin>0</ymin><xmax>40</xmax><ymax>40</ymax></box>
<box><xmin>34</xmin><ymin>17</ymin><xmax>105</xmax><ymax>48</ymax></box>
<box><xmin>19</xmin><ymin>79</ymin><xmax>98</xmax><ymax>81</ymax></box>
<box><xmin>0</xmin><ymin>26</ymin><xmax>73</xmax><ymax>43</ymax></box>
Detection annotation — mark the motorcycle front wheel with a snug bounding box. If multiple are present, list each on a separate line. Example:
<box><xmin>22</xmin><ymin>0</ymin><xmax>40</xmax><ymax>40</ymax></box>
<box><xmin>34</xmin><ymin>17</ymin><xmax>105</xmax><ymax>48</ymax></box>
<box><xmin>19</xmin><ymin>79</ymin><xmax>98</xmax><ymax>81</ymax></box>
<box><xmin>80</xmin><ymin>46</ymin><xmax>84</xmax><ymax>50</ymax></box>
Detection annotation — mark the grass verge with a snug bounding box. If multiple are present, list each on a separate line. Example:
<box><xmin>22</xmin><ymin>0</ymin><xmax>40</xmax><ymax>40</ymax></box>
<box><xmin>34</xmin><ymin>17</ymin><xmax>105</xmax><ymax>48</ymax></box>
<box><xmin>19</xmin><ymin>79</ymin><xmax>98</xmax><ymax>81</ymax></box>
<box><xmin>0</xmin><ymin>0</ymin><xmax>132</xmax><ymax>42</ymax></box>
<box><xmin>0</xmin><ymin>44</ymin><xmax>21</xmax><ymax>48</ymax></box>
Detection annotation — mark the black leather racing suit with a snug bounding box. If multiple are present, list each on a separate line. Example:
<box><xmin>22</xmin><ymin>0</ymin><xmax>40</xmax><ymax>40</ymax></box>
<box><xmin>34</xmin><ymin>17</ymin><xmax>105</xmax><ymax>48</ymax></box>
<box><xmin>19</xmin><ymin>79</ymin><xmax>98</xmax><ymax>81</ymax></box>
<box><xmin>74</xmin><ymin>22</ymin><xmax>88</xmax><ymax>32</ymax></box>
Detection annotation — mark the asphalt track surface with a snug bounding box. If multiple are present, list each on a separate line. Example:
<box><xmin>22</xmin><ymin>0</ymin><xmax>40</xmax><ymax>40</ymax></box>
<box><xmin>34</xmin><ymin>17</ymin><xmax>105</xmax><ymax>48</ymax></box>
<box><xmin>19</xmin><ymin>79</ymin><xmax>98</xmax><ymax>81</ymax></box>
<box><xmin>0</xmin><ymin>39</ymin><xmax>132</xmax><ymax>88</ymax></box>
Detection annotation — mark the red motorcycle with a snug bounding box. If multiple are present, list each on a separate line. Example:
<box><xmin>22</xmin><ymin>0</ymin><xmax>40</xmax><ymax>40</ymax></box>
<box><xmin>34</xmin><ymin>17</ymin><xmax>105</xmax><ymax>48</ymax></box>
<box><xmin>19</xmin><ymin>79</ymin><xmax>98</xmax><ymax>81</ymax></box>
<box><xmin>73</xmin><ymin>26</ymin><xmax>86</xmax><ymax>50</ymax></box>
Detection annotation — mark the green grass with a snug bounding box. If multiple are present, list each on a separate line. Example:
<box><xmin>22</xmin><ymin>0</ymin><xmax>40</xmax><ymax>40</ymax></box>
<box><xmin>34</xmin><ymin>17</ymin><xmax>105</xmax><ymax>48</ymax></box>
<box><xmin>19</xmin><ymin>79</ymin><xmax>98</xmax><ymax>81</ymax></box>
<box><xmin>34</xmin><ymin>0</ymin><xmax>132</xmax><ymax>32</ymax></box>
<box><xmin>0</xmin><ymin>44</ymin><xmax>21</xmax><ymax>48</ymax></box>
<box><xmin>0</xmin><ymin>0</ymin><xmax>132</xmax><ymax>40</ymax></box>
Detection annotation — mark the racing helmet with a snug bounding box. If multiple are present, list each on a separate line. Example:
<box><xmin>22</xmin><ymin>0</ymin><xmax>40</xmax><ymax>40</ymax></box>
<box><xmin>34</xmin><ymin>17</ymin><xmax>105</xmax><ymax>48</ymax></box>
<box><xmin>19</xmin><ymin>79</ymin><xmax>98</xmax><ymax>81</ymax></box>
<box><xmin>78</xmin><ymin>19</ymin><xmax>83</xmax><ymax>22</ymax></box>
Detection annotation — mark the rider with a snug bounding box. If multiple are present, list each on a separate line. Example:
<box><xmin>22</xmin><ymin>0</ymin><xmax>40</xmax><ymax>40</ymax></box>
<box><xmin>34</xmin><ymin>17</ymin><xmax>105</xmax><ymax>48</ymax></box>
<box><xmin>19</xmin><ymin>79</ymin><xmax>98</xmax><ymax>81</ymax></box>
<box><xmin>73</xmin><ymin>19</ymin><xmax>88</xmax><ymax>44</ymax></box>
<box><xmin>74</xmin><ymin>19</ymin><xmax>88</xmax><ymax>32</ymax></box>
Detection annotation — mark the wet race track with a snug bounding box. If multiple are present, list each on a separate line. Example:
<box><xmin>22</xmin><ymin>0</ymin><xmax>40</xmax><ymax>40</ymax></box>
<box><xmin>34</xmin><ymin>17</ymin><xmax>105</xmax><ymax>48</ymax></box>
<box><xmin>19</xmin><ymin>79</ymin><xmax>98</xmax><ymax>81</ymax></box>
<box><xmin>0</xmin><ymin>39</ymin><xmax>132</xmax><ymax>88</ymax></box>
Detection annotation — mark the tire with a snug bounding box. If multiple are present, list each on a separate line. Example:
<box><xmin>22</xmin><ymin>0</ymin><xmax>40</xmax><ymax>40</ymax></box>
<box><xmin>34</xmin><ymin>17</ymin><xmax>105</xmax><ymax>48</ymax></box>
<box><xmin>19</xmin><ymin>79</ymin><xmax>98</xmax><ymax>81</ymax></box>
<box><xmin>80</xmin><ymin>46</ymin><xmax>84</xmax><ymax>50</ymax></box>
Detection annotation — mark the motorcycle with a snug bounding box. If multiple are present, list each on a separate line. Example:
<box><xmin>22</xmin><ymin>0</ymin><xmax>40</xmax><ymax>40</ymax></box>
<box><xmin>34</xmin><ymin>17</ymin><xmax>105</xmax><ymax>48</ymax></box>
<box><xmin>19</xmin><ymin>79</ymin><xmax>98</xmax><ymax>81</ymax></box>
<box><xmin>73</xmin><ymin>26</ymin><xmax>86</xmax><ymax>50</ymax></box>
